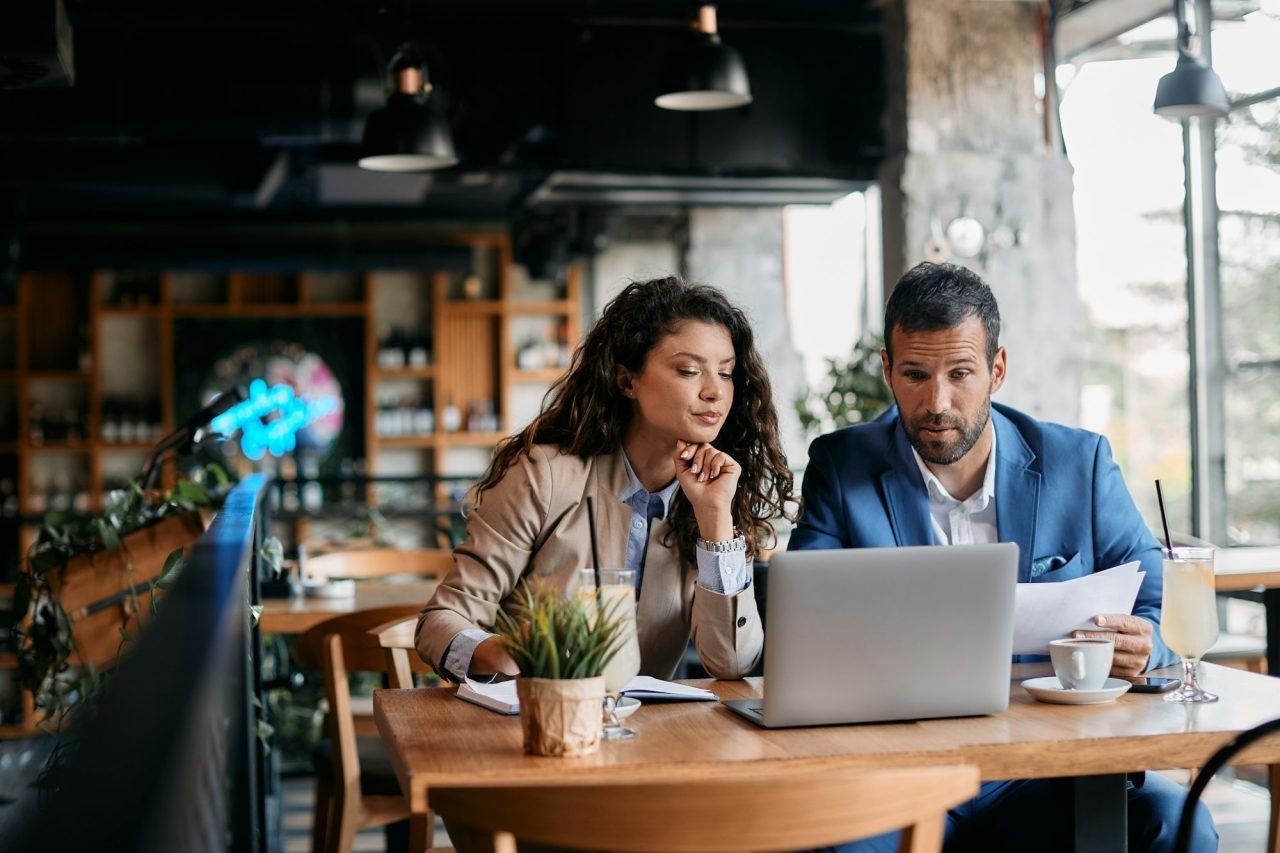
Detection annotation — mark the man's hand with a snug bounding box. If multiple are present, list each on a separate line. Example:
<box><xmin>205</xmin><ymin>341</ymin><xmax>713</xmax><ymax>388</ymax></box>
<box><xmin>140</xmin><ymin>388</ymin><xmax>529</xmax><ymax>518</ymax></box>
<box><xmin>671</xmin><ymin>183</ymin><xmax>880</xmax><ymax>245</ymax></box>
<box><xmin>1073</xmin><ymin>614</ymin><xmax>1152</xmax><ymax>676</ymax></box>
<box><xmin>470</xmin><ymin>636</ymin><xmax>520</xmax><ymax>678</ymax></box>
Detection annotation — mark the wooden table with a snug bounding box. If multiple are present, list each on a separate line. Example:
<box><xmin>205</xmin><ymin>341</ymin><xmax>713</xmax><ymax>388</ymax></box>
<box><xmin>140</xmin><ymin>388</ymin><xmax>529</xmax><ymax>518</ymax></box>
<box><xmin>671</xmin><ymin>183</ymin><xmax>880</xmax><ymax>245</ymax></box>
<box><xmin>1217</xmin><ymin>546</ymin><xmax>1280</xmax><ymax>674</ymax></box>
<box><xmin>259</xmin><ymin>579</ymin><xmax>439</xmax><ymax>634</ymax></box>
<box><xmin>375</xmin><ymin>663</ymin><xmax>1280</xmax><ymax>853</ymax></box>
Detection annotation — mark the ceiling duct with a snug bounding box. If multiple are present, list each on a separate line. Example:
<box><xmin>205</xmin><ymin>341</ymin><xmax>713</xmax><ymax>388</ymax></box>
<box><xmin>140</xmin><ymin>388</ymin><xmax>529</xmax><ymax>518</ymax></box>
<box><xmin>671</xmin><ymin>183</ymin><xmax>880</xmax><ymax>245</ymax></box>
<box><xmin>525</xmin><ymin>171</ymin><xmax>865</xmax><ymax>207</ymax></box>
<box><xmin>0</xmin><ymin>0</ymin><xmax>74</xmax><ymax>90</ymax></box>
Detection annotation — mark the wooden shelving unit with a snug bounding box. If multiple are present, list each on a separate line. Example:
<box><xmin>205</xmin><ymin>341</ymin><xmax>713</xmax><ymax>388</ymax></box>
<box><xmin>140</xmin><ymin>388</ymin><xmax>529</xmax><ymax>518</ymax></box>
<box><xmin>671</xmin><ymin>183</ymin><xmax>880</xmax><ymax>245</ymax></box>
<box><xmin>0</xmin><ymin>236</ymin><xmax>584</xmax><ymax>738</ymax></box>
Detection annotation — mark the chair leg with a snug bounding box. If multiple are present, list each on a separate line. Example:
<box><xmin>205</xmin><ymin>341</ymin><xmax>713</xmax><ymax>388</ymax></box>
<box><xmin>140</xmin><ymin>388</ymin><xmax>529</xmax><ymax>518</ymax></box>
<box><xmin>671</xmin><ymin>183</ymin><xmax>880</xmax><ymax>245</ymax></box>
<box><xmin>898</xmin><ymin>815</ymin><xmax>945</xmax><ymax>853</ymax></box>
<box><xmin>311</xmin><ymin>774</ymin><xmax>334</xmax><ymax>853</ymax></box>
<box><xmin>409</xmin><ymin>809</ymin><xmax>434</xmax><ymax>851</ymax></box>
<box><xmin>1268</xmin><ymin>764</ymin><xmax>1279</xmax><ymax>853</ymax></box>
<box><xmin>326</xmin><ymin>789</ymin><xmax>361</xmax><ymax>853</ymax></box>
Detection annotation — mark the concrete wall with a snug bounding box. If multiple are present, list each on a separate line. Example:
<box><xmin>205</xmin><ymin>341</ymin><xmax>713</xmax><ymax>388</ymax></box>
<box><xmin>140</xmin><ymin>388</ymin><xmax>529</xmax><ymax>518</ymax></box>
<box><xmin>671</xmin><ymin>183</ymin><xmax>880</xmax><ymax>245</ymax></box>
<box><xmin>879</xmin><ymin>0</ymin><xmax>1083</xmax><ymax>425</ymax></box>
<box><xmin>588</xmin><ymin>210</ymin><xmax>810</xmax><ymax>469</ymax></box>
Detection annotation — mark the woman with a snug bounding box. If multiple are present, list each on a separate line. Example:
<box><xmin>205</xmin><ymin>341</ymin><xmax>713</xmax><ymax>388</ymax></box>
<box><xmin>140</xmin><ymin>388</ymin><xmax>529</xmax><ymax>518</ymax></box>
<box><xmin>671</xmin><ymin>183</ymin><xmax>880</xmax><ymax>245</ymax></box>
<box><xmin>416</xmin><ymin>276</ymin><xmax>796</xmax><ymax>681</ymax></box>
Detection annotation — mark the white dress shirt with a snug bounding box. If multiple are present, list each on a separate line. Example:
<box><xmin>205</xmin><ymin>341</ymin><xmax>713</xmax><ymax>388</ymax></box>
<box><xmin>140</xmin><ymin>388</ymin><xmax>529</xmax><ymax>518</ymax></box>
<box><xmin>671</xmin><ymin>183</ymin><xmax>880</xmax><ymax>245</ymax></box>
<box><xmin>910</xmin><ymin>428</ymin><xmax>999</xmax><ymax>546</ymax></box>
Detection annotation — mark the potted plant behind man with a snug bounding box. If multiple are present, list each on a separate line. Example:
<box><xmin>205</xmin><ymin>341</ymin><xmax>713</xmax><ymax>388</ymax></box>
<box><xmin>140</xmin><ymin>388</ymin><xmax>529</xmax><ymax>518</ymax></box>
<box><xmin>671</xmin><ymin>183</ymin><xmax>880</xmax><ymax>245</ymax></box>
<box><xmin>492</xmin><ymin>581</ymin><xmax>627</xmax><ymax>757</ymax></box>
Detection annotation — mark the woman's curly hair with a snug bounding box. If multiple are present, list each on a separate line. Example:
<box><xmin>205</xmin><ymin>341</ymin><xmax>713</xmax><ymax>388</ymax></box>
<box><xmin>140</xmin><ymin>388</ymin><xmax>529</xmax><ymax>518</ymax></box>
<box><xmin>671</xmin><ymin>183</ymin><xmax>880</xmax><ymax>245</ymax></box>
<box><xmin>475</xmin><ymin>276</ymin><xmax>798</xmax><ymax>564</ymax></box>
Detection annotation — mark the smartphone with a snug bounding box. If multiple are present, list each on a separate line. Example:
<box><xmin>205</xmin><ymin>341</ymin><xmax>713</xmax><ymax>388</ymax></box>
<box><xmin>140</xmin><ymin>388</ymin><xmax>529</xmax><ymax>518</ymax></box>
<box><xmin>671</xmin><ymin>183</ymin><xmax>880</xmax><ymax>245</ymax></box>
<box><xmin>1121</xmin><ymin>676</ymin><xmax>1181</xmax><ymax>693</ymax></box>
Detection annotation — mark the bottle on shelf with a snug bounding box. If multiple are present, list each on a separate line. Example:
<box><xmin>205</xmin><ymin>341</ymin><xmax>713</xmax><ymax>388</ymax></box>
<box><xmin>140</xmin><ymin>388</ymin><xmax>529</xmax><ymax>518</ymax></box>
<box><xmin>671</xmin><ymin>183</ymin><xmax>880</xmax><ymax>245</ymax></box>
<box><xmin>27</xmin><ymin>402</ymin><xmax>44</xmax><ymax>446</ymax></box>
<box><xmin>28</xmin><ymin>474</ymin><xmax>47</xmax><ymax>515</ymax></box>
<box><xmin>72</xmin><ymin>477</ymin><xmax>90</xmax><ymax>513</ymax></box>
<box><xmin>280</xmin><ymin>456</ymin><xmax>300</xmax><ymax>513</ymax></box>
<box><xmin>300</xmin><ymin>453</ymin><xmax>323</xmax><ymax>512</ymax></box>
<box><xmin>377</xmin><ymin>328</ymin><xmax>406</xmax><ymax>369</ymax></box>
<box><xmin>0</xmin><ymin>478</ymin><xmax>16</xmax><ymax>517</ymax></box>
<box><xmin>50</xmin><ymin>474</ymin><xmax>72</xmax><ymax>512</ymax></box>
<box><xmin>556</xmin><ymin>319</ymin><xmax>572</xmax><ymax>368</ymax></box>
<box><xmin>78</xmin><ymin>322</ymin><xmax>93</xmax><ymax>373</ymax></box>
<box><xmin>63</xmin><ymin>407</ymin><xmax>83</xmax><ymax>444</ymax></box>
<box><xmin>101</xmin><ymin>400</ymin><xmax>120</xmax><ymax>443</ymax></box>
<box><xmin>517</xmin><ymin>338</ymin><xmax>542</xmax><ymax>371</ymax></box>
<box><xmin>463</xmin><ymin>275</ymin><xmax>483</xmax><ymax>301</ymax></box>
<box><xmin>441</xmin><ymin>397</ymin><xmax>462</xmax><ymax>433</ymax></box>
<box><xmin>408</xmin><ymin>328</ymin><xmax>430</xmax><ymax>367</ymax></box>
<box><xmin>413</xmin><ymin>403</ymin><xmax>434</xmax><ymax>436</ymax></box>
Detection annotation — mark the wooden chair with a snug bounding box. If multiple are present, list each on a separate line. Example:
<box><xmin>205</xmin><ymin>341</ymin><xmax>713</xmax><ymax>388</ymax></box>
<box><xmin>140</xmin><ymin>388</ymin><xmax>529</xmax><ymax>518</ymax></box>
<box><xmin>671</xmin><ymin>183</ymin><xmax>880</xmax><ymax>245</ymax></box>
<box><xmin>304</xmin><ymin>547</ymin><xmax>454</xmax><ymax>583</ymax></box>
<box><xmin>432</xmin><ymin>762</ymin><xmax>979</xmax><ymax>853</ymax></box>
<box><xmin>295</xmin><ymin>605</ymin><xmax>439</xmax><ymax>853</ymax></box>
<box><xmin>370</xmin><ymin>616</ymin><xmax>427</xmax><ymax>689</ymax></box>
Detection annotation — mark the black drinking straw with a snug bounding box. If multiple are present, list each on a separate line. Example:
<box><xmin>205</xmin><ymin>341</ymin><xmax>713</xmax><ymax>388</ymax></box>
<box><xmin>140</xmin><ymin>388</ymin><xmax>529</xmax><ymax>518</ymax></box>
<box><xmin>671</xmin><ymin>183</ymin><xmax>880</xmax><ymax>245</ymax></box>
<box><xmin>1155</xmin><ymin>479</ymin><xmax>1175</xmax><ymax>559</ymax></box>
<box><xmin>585</xmin><ymin>497</ymin><xmax>603</xmax><ymax>609</ymax></box>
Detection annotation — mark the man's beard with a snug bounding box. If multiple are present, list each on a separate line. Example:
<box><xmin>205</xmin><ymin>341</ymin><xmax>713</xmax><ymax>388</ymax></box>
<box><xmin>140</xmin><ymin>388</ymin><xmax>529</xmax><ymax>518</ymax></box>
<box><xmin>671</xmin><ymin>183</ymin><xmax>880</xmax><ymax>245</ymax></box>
<box><xmin>903</xmin><ymin>397</ymin><xmax>992</xmax><ymax>465</ymax></box>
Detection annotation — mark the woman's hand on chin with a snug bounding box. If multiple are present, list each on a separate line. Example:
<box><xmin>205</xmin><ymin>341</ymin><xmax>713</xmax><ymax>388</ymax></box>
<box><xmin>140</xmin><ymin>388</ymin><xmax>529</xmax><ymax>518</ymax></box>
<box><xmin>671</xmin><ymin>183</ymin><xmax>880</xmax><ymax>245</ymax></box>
<box><xmin>674</xmin><ymin>440</ymin><xmax>740</xmax><ymax>540</ymax></box>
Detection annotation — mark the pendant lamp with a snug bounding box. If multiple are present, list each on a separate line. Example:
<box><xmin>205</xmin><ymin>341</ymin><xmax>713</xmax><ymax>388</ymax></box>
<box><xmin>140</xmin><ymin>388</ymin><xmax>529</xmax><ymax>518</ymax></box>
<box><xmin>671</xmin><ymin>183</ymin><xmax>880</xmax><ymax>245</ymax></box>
<box><xmin>359</xmin><ymin>44</ymin><xmax>458</xmax><ymax>172</ymax></box>
<box><xmin>1153</xmin><ymin>7</ymin><xmax>1229</xmax><ymax>119</ymax></box>
<box><xmin>655</xmin><ymin>5</ymin><xmax>752</xmax><ymax>111</ymax></box>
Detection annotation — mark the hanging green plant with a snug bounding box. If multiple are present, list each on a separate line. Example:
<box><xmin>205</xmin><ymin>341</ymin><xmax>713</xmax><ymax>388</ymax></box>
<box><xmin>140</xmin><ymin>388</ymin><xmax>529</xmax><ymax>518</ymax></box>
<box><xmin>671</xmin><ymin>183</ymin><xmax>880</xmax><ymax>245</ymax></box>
<box><xmin>3</xmin><ymin>465</ymin><xmax>229</xmax><ymax>727</ymax></box>
<box><xmin>794</xmin><ymin>334</ymin><xmax>895</xmax><ymax>438</ymax></box>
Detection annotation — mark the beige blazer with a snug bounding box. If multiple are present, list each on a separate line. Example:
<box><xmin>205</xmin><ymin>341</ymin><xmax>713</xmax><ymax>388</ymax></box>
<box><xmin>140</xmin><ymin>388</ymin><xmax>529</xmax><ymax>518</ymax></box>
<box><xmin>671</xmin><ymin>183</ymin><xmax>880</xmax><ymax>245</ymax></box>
<box><xmin>416</xmin><ymin>444</ymin><xmax>762</xmax><ymax>680</ymax></box>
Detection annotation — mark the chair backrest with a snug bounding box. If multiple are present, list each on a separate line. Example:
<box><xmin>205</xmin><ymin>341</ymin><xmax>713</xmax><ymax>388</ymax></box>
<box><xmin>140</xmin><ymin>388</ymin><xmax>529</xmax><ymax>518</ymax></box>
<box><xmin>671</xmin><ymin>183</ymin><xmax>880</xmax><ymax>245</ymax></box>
<box><xmin>295</xmin><ymin>606</ymin><xmax>434</xmax><ymax>790</ymax></box>
<box><xmin>369</xmin><ymin>616</ymin><xmax>426</xmax><ymax>689</ymax></box>
<box><xmin>303</xmin><ymin>547</ymin><xmax>454</xmax><ymax>582</ymax></box>
<box><xmin>431</xmin><ymin>762</ymin><xmax>979</xmax><ymax>853</ymax></box>
<box><xmin>1173</xmin><ymin>716</ymin><xmax>1280</xmax><ymax>853</ymax></box>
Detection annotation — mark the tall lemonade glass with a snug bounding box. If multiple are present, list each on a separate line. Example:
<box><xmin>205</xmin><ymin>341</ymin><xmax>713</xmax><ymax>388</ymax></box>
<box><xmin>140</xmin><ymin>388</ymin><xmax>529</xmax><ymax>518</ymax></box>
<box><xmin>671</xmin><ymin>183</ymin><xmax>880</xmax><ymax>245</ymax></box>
<box><xmin>1161</xmin><ymin>546</ymin><xmax>1220</xmax><ymax>703</ymax></box>
<box><xmin>576</xmin><ymin>568</ymin><xmax>641</xmax><ymax>739</ymax></box>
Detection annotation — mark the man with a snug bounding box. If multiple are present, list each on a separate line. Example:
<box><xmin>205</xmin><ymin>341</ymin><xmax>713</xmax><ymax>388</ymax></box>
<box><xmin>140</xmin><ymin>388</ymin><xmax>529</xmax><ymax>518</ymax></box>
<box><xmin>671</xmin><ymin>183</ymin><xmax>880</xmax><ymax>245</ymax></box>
<box><xmin>791</xmin><ymin>262</ymin><xmax>1216</xmax><ymax>852</ymax></box>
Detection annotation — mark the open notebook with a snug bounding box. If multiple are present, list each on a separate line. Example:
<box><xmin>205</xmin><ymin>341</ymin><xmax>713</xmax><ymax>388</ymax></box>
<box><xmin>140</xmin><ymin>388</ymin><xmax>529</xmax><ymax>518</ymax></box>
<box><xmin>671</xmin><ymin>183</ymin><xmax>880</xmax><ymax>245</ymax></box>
<box><xmin>458</xmin><ymin>675</ymin><xmax>717</xmax><ymax>715</ymax></box>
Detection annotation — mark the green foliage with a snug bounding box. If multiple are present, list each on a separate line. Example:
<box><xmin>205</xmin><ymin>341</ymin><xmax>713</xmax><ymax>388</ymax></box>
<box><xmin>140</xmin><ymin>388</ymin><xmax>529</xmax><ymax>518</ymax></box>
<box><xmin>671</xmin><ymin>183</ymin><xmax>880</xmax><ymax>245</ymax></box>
<box><xmin>492</xmin><ymin>582</ymin><xmax>627</xmax><ymax>680</ymax></box>
<box><xmin>794</xmin><ymin>335</ymin><xmax>895</xmax><ymax>437</ymax></box>
<box><xmin>2</xmin><ymin>466</ymin><xmax>225</xmax><ymax>726</ymax></box>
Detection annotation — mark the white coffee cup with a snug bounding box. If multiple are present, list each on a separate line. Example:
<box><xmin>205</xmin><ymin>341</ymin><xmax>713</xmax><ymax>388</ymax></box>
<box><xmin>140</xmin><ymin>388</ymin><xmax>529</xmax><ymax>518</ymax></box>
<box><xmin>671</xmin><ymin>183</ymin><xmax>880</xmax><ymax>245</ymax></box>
<box><xmin>1049</xmin><ymin>638</ymin><xmax>1114</xmax><ymax>690</ymax></box>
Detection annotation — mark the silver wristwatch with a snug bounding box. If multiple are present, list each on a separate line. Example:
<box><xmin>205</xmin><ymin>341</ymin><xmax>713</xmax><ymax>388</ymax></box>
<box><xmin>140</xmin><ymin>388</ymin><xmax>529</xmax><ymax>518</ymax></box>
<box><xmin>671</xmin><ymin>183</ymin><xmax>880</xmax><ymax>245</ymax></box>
<box><xmin>696</xmin><ymin>528</ymin><xmax>747</xmax><ymax>553</ymax></box>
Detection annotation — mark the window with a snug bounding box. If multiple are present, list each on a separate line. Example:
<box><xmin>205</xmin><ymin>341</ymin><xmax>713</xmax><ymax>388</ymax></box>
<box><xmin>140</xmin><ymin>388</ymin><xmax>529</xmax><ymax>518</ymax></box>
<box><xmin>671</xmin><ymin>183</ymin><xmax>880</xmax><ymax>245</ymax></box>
<box><xmin>1061</xmin><ymin>15</ymin><xmax>1192</xmax><ymax>531</ymax></box>
<box><xmin>1212</xmin><ymin>7</ymin><xmax>1280</xmax><ymax>544</ymax></box>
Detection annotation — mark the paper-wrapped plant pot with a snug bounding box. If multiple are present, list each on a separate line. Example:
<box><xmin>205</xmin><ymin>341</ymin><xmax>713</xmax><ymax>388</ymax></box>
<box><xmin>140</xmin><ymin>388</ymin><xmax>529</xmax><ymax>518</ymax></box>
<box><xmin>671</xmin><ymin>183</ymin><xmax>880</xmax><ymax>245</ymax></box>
<box><xmin>516</xmin><ymin>676</ymin><xmax>605</xmax><ymax>757</ymax></box>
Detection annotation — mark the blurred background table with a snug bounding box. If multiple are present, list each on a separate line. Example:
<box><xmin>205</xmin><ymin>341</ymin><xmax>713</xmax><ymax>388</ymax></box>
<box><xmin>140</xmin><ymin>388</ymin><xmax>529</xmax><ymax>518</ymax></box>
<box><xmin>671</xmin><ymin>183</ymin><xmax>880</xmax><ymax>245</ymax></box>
<box><xmin>260</xmin><ymin>579</ymin><xmax>440</xmax><ymax>635</ymax></box>
<box><xmin>1217</xmin><ymin>546</ymin><xmax>1280</xmax><ymax>675</ymax></box>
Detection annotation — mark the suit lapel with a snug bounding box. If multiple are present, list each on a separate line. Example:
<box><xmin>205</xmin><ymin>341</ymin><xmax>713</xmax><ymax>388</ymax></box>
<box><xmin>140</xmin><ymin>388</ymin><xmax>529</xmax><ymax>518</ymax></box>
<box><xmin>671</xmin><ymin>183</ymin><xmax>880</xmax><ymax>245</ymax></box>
<box><xmin>594</xmin><ymin>451</ymin><xmax>680</xmax><ymax>668</ymax></box>
<box><xmin>591</xmin><ymin>452</ymin><xmax>631</xmax><ymax>570</ymax></box>
<box><xmin>881</xmin><ymin>425</ymin><xmax>935</xmax><ymax>546</ymax></box>
<box><xmin>992</xmin><ymin>410</ymin><xmax>1040</xmax><ymax>582</ymax></box>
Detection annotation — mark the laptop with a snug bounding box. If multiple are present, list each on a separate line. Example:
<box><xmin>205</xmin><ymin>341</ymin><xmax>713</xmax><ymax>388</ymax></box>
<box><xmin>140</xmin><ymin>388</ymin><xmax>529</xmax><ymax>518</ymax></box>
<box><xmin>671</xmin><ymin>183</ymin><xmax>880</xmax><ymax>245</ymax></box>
<box><xmin>725</xmin><ymin>542</ymin><xmax>1019</xmax><ymax>728</ymax></box>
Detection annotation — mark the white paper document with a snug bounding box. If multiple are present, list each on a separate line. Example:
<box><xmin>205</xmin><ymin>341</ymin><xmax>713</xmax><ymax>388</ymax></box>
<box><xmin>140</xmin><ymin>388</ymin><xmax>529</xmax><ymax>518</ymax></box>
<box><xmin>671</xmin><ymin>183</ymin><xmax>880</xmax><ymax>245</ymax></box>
<box><xmin>457</xmin><ymin>675</ymin><xmax>717</xmax><ymax>715</ymax></box>
<box><xmin>1012</xmin><ymin>561</ymin><xmax>1145</xmax><ymax>654</ymax></box>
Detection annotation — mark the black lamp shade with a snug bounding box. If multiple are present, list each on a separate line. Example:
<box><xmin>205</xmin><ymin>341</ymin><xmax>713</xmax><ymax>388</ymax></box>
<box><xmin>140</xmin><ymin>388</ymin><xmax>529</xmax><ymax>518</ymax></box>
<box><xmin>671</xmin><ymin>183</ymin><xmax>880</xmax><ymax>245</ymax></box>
<box><xmin>358</xmin><ymin>93</ymin><xmax>458</xmax><ymax>172</ymax></box>
<box><xmin>655</xmin><ymin>32</ymin><xmax>752</xmax><ymax>111</ymax></box>
<box><xmin>1154</xmin><ymin>51</ymin><xmax>1230</xmax><ymax>119</ymax></box>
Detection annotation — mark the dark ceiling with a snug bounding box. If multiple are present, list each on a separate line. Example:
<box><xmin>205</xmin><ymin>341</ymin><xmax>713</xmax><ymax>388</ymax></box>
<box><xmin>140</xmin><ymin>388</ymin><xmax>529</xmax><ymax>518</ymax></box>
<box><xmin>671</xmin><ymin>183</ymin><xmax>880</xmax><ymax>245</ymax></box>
<box><xmin>0</xmin><ymin>1</ymin><xmax>884</xmax><ymax>271</ymax></box>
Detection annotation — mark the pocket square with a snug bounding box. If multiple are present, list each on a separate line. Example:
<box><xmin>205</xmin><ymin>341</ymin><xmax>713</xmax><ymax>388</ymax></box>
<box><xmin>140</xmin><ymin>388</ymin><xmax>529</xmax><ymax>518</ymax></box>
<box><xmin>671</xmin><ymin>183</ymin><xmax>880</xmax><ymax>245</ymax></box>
<box><xmin>1030</xmin><ymin>554</ymin><xmax>1072</xmax><ymax>580</ymax></box>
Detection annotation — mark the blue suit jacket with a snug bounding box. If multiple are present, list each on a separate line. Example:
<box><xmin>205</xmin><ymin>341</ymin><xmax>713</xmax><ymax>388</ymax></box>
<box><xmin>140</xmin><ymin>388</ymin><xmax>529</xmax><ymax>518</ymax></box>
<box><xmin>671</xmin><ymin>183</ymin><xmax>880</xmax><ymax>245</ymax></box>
<box><xmin>788</xmin><ymin>402</ymin><xmax>1176</xmax><ymax>670</ymax></box>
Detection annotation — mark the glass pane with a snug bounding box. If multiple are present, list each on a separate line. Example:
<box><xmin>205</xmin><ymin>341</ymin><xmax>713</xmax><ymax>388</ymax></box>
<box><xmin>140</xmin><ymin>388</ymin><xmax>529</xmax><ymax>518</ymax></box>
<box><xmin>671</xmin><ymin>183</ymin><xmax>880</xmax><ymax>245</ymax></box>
<box><xmin>1213</xmin><ymin>9</ymin><xmax>1280</xmax><ymax>544</ymax></box>
<box><xmin>1061</xmin><ymin>15</ymin><xmax>1192</xmax><ymax>532</ymax></box>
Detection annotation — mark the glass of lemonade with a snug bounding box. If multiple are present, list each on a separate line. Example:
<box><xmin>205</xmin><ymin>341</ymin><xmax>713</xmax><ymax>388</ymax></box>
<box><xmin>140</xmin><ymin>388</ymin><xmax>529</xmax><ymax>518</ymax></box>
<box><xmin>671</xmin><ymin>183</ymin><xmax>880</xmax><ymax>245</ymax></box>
<box><xmin>576</xmin><ymin>568</ymin><xmax>641</xmax><ymax>739</ymax></box>
<box><xmin>1161</xmin><ymin>546</ymin><xmax>1220</xmax><ymax>703</ymax></box>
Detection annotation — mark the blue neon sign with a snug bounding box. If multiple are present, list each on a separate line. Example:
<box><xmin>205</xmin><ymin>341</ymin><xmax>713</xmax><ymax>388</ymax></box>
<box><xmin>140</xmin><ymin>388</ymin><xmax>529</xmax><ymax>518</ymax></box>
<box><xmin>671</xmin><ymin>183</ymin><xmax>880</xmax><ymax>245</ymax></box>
<box><xmin>209</xmin><ymin>378</ymin><xmax>340</xmax><ymax>460</ymax></box>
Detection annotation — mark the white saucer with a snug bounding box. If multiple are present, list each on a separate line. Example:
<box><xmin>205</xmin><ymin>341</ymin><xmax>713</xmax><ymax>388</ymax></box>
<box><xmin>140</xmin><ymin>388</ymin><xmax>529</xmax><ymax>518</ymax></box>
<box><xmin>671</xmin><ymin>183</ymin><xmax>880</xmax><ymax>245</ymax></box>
<box><xmin>1021</xmin><ymin>677</ymin><xmax>1132</xmax><ymax>705</ymax></box>
<box><xmin>614</xmin><ymin>696</ymin><xmax>641</xmax><ymax>720</ymax></box>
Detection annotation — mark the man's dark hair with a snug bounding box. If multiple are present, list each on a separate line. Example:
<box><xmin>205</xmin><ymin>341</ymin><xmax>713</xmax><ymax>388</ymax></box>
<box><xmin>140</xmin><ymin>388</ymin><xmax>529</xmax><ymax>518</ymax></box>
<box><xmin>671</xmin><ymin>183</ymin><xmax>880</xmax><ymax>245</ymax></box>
<box><xmin>883</xmin><ymin>262</ymin><xmax>1001</xmax><ymax>367</ymax></box>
